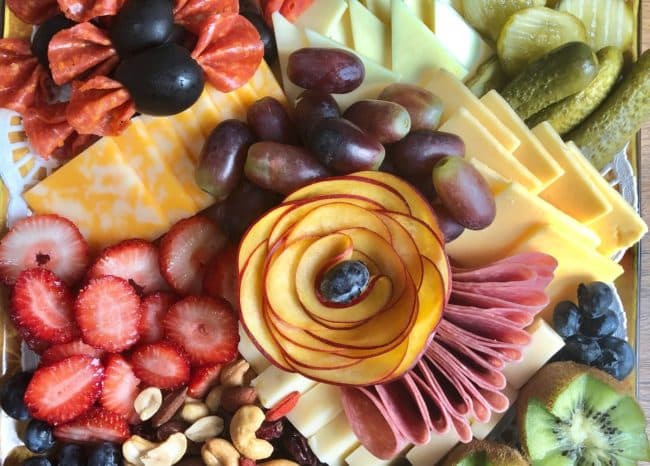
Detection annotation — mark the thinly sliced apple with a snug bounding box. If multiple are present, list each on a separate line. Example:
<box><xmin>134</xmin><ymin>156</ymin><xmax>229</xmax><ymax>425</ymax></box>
<box><xmin>238</xmin><ymin>204</ymin><xmax>292</xmax><ymax>272</ymax></box>
<box><xmin>376</xmin><ymin>212</ymin><xmax>424</xmax><ymax>288</ymax></box>
<box><xmin>285</xmin><ymin>176</ymin><xmax>411</xmax><ymax>215</ymax></box>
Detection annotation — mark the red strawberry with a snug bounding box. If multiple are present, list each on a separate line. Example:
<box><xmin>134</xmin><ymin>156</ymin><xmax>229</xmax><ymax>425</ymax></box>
<box><xmin>163</xmin><ymin>296</ymin><xmax>239</xmax><ymax>365</ymax></box>
<box><xmin>24</xmin><ymin>355</ymin><xmax>104</xmax><ymax>425</ymax></box>
<box><xmin>0</xmin><ymin>214</ymin><xmax>89</xmax><ymax>285</ymax></box>
<box><xmin>138</xmin><ymin>292</ymin><xmax>177</xmax><ymax>344</ymax></box>
<box><xmin>54</xmin><ymin>407</ymin><xmax>130</xmax><ymax>443</ymax></box>
<box><xmin>11</xmin><ymin>268</ymin><xmax>79</xmax><ymax>344</ymax></box>
<box><xmin>100</xmin><ymin>354</ymin><xmax>141</xmax><ymax>422</ymax></box>
<box><xmin>203</xmin><ymin>243</ymin><xmax>239</xmax><ymax>309</ymax></box>
<box><xmin>75</xmin><ymin>276</ymin><xmax>141</xmax><ymax>352</ymax></box>
<box><xmin>188</xmin><ymin>364</ymin><xmax>223</xmax><ymax>398</ymax></box>
<box><xmin>41</xmin><ymin>339</ymin><xmax>104</xmax><ymax>365</ymax></box>
<box><xmin>87</xmin><ymin>239</ymin><xmax>169</xmax><ymax>295</ymax></box>
<box><xmin>130</xmin><ymin>342</ymin><xmax>190</xmax><ymax>389</ymax></box>
<box><xmin>159</xmin><ymin>215</ymin><xmax>227</xmax><ymax>295</ymax></box>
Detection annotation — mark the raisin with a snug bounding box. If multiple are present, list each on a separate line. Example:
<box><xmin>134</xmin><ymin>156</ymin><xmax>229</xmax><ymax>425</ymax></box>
<box><xmin>256</xmin><ymin>419</ymin><xmax>284</xmax><ymax>441</ymax></box>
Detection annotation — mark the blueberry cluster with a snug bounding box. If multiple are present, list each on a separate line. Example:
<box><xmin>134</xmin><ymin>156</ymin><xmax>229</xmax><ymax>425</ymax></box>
<box><xmin>0</xmin><ymin>371</ymin><xmax>121</xmax><ymax>466</ymax></box>
<box><xmin>552</xmin><ymin>282</ymin><xmax>634</xmax><ymax>380</ymax></box>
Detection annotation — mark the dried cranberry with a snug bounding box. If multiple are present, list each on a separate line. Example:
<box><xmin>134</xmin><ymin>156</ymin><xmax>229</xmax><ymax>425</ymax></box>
<box><xmin>256</xmin><ymin>419</ymin><xmax>284</xmax><ymax>441</ymax></box>
<box><xmin>281</xmin><ymin>424</ymin><xmax>325</xmax><ymax>466</ymax></box>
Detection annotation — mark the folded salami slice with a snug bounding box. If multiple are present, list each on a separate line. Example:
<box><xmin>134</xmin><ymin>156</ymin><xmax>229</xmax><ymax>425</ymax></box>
<box><xmin>450</xmin><ymin>289</ymin><xmax>549</xmax><ymax>313</ymax></box>
<box><xmin>57</xmin><ymin>0</ymin><xmax>125</xmax><ymax>22</ymax></box>
<box><xmin>191</xmin><ymin>13</ymin><xmax>264</xmax><ymax>92</ymax></box>
<box><xmin>174</xmin><ymin>0</ymin><xmax>238</xmax><ymax>34</ymax></box>
<box><xmin>445</xmin><ymin>302</ymin><xmax>535</xmax><ymax>328</ymax></box>
<box><xmin>375</xmin><ymin>377</ymin><xmax>431</xmax><ymax>445</ymax></box>
<box><xmin>48</xmin><ymin>22</ymin><xmax>118</xmax><ymax>85</ymax></box>
<box><xmin>23</xmin><ymin>102</ymin><xmax>76</xmax><ymax>158</ymax></box>
<box><xmin>0</xmin><ymin>39</ymin><xmax>49</xmax><ymax>115</ymax></box>
<box><xmin>7</xmin><ymin>0</ymin><xmax>59</xmax><ymax>25</ymax></box>
<box><xmin>443</xmin><ymin>306</ymin><xmax>532</xmax><ymax>345</ymax></box>
<box><xmin>261</xmin><ymin>0</ymin><xmax>315</xmax><ymax>26</ymax></box>
<box><xmin>66</xmin><ymin>76</ymin><xmax>135</xmax><ymax>136</ymax></box>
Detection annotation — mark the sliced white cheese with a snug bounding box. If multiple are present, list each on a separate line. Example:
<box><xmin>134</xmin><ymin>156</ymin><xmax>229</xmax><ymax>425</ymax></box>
<box><xmin>405</xmin><ymin>429</ymin><xmax>460</xmax><ymax>466</ymax></box>
<box><xmin>251</xmin><ymin>365</ymin><xmax>317</xmax><ymax>408</ymax></box>
<box><xmin>391</xmin><ymin>0</ymin><xmax>467</xmax><ymax>82</ymax></box>
<box><xmin>349</xmin><ymin>0</ymin><xmax>390</xmax><ymax>67</ymax></box>
<box><xmin>471</xmin><ymin>384</ymin><xmax>519</xmax><ymax>440</ymax></box>
<box><xmin>294</xmin><ymin>0</ymin><xmax>348</xmax><ymax>36</ymax></box>
<box><xmin>433</xmin><ymin>0</ymin><xmax>493</xmax><ymax>77</ymax></box>
<box><xmin>237</xmin><ymin>327</ymin><xmax>270</xmax><ymax>375</ymax></box>
<box><xmin>404</xmin><ymin>0</ymin><xmax>435</xmax><ymax>29</ymax></box>
<box><xmin>309</xmin><ymin>413</ymin><xmax>360</xmax><ymax>466</ymax></box>
<box><xmin>347</xmin><ymin>445</ymin><xmax>409</xmax><ymax>466</ymax></box>
<box><xmin>328</xmin><ymin>6</ymin><xmax>355</xmax><ymax>47</ymax></box>
<box><xmin>272</xmin><ymin>12</ymin><xmax>307</xmax><ymax>103</ymax></box>
<box><xmin>364</xmin><ymin>0</ymin><xmax>391</xmax><ymax>23</ymax></box>
<box><xmin>304</xmin><ymin>28</ymin><xmax>401</xmax><ymax>110</ymax></box>
<box><xmin>287</xmin><ymin>383</ymin><xmax>344</xmax><ymax>437</ymax></box>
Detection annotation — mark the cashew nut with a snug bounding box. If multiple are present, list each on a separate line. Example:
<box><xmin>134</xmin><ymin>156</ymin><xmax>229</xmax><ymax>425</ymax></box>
<box><xmin>180</xmin><ymin>401</ymin><xmax>210</xmax><ymax>423</ymax></box>
<box><xmin>122</xmin><ymin>433</ymin><xmax>187</xmax><ymax>466</ymax></box>
<box><xmin>230</xmin><ymin>405</ymin><xmax>274</xmax><ymax>460</ymax></box>
<box><xmin>123</xmin><ymin>436</ymin><xmax>158</xmax><ymax>466</ymax></box>
<box><xmin>134</xmin><ymin>387</ymin><xmax>163</xmax><ymax>421</ymax></box>
<box><xmin>220</xmin><ymin>359</ymin><xmax>250</xmax><ymax>387</ymax></box>
<box><xmin>258</xmin><ymin>461</ymin><xmax>299</xmax><ymax>466</ymax></box>
<box><xmin>206</xmin><ymin>386</ymin><xmax>224</xmax><ymax>413</ymax></box>
<box><xmin>184</xmin><ymin>415</ymin><xmax>225</xmax><ymax>443</ymax></box>
<box><xmin>202</xmin><ymin>438</ymin><xmax>240</xmax><ymax>466</ymax></box>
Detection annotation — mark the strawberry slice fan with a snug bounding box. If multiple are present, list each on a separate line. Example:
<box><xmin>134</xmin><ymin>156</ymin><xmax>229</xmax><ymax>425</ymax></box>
<box><xmin>340</xmin><ymin>252</ymin><xmax>557</xmax><ymax>460</ymax></box>
<box><xmin>0</xmin><ymin>0</ymin><xmax>263</xmax><ymax>159</ymax></box>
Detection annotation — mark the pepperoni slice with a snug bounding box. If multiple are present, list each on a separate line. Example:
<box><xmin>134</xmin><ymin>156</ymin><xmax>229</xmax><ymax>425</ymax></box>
<box><xmin>7</xmin><ymin>0</ymin><xmax>60</xmax><ymax>25</ymax></box>
<box><xmin>261</xmin><ymin>0</ymin><xmax>283</xmax><ymax>26</ymax></box>
<box><xmin>54</xmin><ymin>133</ymin><xmax>100</xmax><ymax>160</ymax></box>
<box><xmin>48</xmin><ymin>22</ymin><xmax>118</xmax><ymax>85</ymax></box>
<box><xmin>0</xmin><ymin>39</ymin><xmax>50</xmax><ymax>115</ymax></box>
<box><xmin>261</xmin><ymin>0</ymin><xmax>314</xmax><ymax>26</ymax></box>
<box><xmin>191</xmin><ymin>13</ymin><xmax>264</xmax><ymax>92</ymax></box>
<box><xmin>57</xmin><ymin>0</ymin><xmax>125</xmax><ymax>22</ymax></box>
<box><xmin>23</xmin><ymin>103</ymin><xmax>76</xmax><ymax>159</ymax></box>
<box><xmin>174</xmin><ymin>0</ymin><xmax>238</xmax><ymax>34</ymax></box>
<box><xmin>66</xmin><ymin>76</ymin><xmax>135</xmax><ymax>136</ymax></box>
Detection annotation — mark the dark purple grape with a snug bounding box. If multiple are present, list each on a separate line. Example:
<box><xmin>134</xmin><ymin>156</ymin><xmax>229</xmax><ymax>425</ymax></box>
<box><xmin>343</xmin><ymin>99</ymin><xmax>410</xmax><ymax>143</ymax></box>
<box><xmin>378</xmin><ymin>83</ymin><xmax>444</xmax><ymax>130</ymax></box>
<box><xmin>596</xmin><ymin>336</ymin><xmax>634</xmax><ymax>380</ymax></box>
<box><xmin>581</xmin><ymin>309</ymin><xmax>619</xmax><ymax>337</ymax></box>
<box><xmin>388</xmin><ymin>130</ymin><xmax>465</xmax><ymax>178</ymax></box>
<box><xmin>431</xmin><ymin>202</ymin><xmax>465</xmax><ymax>243</ymax></box>
<box><xmin>553</xmin><ymin>301</ymin><xmax>582</xmax><ymax>338</ymax></box>
<box><xmin>246</xmin><ymin>97</ymin><xmax>298</xmax><ymax>144</ymax></box>
<box><xmin>432</xmin><ymin>157</ymin><xmax>496</xmax><ymax>230</ymax></box>
<box><xmin>288</xmin><ymin>48</ymin><xmax>365</xmax><ymax>93</ymax></box>
<box><xmin>31</xmin><ymin>14</ymin><xmax>76</xmax><ymax>67</ymax></box>
<box><xmin>241</xmin><ymin>11</ymin><xmax>277</xmax><ymax>64</ymax></box>
<box><xmin>294</xmin><ymin>90</ymin><xmax>341</xmax><ymax>142</ymax></box>
<box><xmin>245</xmin><ymin>142</ymin><xmax>331</xmax><ymax>194</ymax></box>
<box><xmin>577</xmin><ymin>282</ymin><xmax>613</xmax><ymax>318</ymax></box>
<box><xmin>306</xmin><ymin>117</ymin><xmax>385</xmax><ymax>173</ymax></box>
<box><xmin>196</xmin><ymin>120</ymin><xmax>256</xmax><ymax>202</ymax></box>
<box><xmin>563</xmin><ymin>335</ymin><xmax>602</xmax><ymax>364</ymax></box>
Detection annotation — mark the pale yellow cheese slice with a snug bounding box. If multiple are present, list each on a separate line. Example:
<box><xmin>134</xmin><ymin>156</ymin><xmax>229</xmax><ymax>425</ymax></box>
<box><xmin>287</xmin><ymin>383</ymin><xmax>343</xmax><ymax>437</ymax></box>
<box><xmin>420</xmin><ymin>68</ymin><xmax>519</xmax><ymax>152</ymax></box>
<box><xmin>533</xmin><ymin>122</ymin><xmax>612</xmax><ymax>224</ymax></box>
<box><xmin>294</xmin><ymin>0</ymin><xmax>348</xmax><ymax>36</ymax></box>
<box><xmin>308</xmin><ymin>413</ymin><xmax>360</xmax><ymax>466</ymax></box>
<box><xmin>164</xmin><ymin>107</ymin><xmax>206</xmax><ymax>161</ymax></box>
<box><xmin>406</xmin><ymin>430</ymin><xmax>460</xmax><ymax>466</ymax></box>
<box><xmin>404</xmin><ymin>0</ymin><xmax>435</xmax><ymax>29</ymax></box>
<box><xmin>273</xmin><ymin>12</ymin><xmax>309</xmax><ymax>103</ymax></box>
<box><xmin>566</xmin><ymin>141</ymin><xmax>648</xmax><ymax>257</ymax></box>
<box><xmin>349</xmin><ymin>0</ymin><xmax>390</xmax><ymax>67</ymax></box>
<box><xmin>363</xmin><ymin>0</ymin><xmax>391</xmax><ymax>23</ymax></box>
<box><xmin>439</xmin><ymin>108</ymin><xmax>541</xmax><ymax>192</ymax></box>
<box><xmin>328</xmin><ymin>6</ymin><xmax>355</xmax><ymax>47</ymax></box>
<box><xmin>251</xmin><ymin>365</ymin><xmax>317</xmax><ymax>408</ymax></box>
<box><xmin>481</xmin><ymin>91</ymin><xmax>563</xmax><ymax>190</ymax></box>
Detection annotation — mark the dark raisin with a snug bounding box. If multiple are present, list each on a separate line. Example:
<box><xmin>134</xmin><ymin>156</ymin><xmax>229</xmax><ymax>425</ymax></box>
<box><xmin>281</xmin><ymin>424</ymin><xmax>325</xmax><ymax>466</ymax></box>
<box><xmin>256</xmin><ymin>420</ymin><xmax>284</xmax><ymax>441</ymax></box>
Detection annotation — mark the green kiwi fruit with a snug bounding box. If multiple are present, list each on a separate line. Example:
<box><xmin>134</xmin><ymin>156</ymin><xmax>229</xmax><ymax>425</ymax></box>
<box><xmin>441</xmin><ymin>439</ymin><xmax>529</xmax><ymax>465</ymax></box>
<box><xmin>517</xmin><ymin>361</ymin><xmax>650</xmax><ymax>466</ymax></box>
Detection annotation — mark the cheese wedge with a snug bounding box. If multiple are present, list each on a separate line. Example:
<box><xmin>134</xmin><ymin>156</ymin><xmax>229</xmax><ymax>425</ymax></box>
<box><xmin>309</xmin><ymin>413</ymin><xmax>360</xmax><ymax>466</ymax></box>
<box><xmin>502</xmin><ymin>319</ymin><xmax>565</xmax><ymax>388</ymax></box>
<box><xmin>293</xmin><ymin>0</ymin><xmax>348</xmax><ymax>36</ymax></box>
<box><xmin>287</xmin><ymin>383</ymin><xmax>344</xmax><ymax>437</ymax></box>
<box><xmin>420</xmin><ymin>69</ymin><xmax>519</xmax><ymax>152</ymax></box>
<box><xmin>404</xmin><ymin>0</ymin><xmax>435</xmax><ymax>29</ymax></box>
<box><xmin>481</xmin><ymin>91</ymin><xmax>563</xmax><ymax>190</ymax></box>
<box><xmin>349</xmin><ymin>0</ymin><xmax>390</xmax><ymax>67</ymax></box>
<box><xmin>251</xmin><ymin>365</ymin><xmax>317</xmax><ymax>408</ymax></box>
<box><xmin>364</xmin><ymin>0</ymin><xmax>391</xmax><ymax>23</ymax></box>
<box><xmin>273</xmin><ymin>12</ymin><xmax>309</xmax><ymax>103</ymax></box>
<box><xmin>566</xmin><ymin>142</ymin><xmax>648</xmax><ymax>257</ymax></box>
<box><xmin>439</xmin><ymin>108</ymin><xmax>540</xmax><ymax>192</ymax></box>
<box><xmin>533</xmin><ymin>122</ymin><xmax>612</xmax><ymax>224</ymax></box>
<box><xmin>471</xmin><ymin>384</ymin><xmax>519</xmax><ymax>440</ymax></box>
<box><xmin>391</xmin><ymin>0</ymin><xmax>467</xmax><ymax>82</ymax></box>
<box><xmin>405</xmin><ymin>429</ymin><xmax>460</xmax><ymax>466</ymax></box>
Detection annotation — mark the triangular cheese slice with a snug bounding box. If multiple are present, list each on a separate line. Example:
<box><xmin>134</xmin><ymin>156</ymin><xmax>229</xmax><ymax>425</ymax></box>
<box><xmin>294</xmin><ymin>0</ymin><xmax>348</xmax><ymax>36</ymax></box>
<box><xmin>363</xmin><ymin>0</ymin><xmax>391</xmax><ymax>23</ymax></box>
<box><xmin>391</xmin><ymin>0</ymin><xmax>467</xmax><ymax>82</ymax></box>
<box><xmin>349</xmin><ymin>0</ymin><xmax>390</xmax><ymax>67</ymax></box>
<box><xmin>328</xmin><ymin>5</ymin><xmax>354</xmax><ymax>47</ymax></box>
<box><xmin>272</xmin><ymin>12</ymin><xmax>308</xmax><ymax>103</ymax></box>
<box><xmin>404</xmin><ymin>0</ymin><xmax>435</xmax><ymax>30</ymax></box>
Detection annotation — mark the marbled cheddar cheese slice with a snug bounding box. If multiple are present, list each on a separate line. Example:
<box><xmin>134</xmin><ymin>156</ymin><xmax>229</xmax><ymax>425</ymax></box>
<box><xmin>24</xmin><ymin>138</ymin><xmax>169</xmax><ymax>250</ymax></box>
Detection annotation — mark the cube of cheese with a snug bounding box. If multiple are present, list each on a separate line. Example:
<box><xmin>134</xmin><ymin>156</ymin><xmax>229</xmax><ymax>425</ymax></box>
<box><xmin>238</xmin><ymin>328</ymin><xmax>271</xmax><ymax>375</ymax></box>
<box><xmin>251</xmin><ymin>365</ymin><xmax>317</xmax><ymax>408</ymax></box>
<box><xmin>309</xmin><ymin>413</ymin><xmax>360</xmax><ymax>466</ymax></box>
<box><xmin>287</xmin><ymin>383</ymin><xmax>343</xmax><ymax>437</ymax></box>
<box><xmin>405</xmin><ymin>430</ymin><xmax>459</xmax><ymax>466</ymax></box>
<box><xmin>347</xmin><ymin>445</ymin><xmax>409</xmax><ymax>466</ymax></box>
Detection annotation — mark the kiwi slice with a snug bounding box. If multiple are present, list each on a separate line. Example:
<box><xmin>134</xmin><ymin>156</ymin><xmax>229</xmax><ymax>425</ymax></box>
<box><xmin>517</xmin><ymin>361</ymin><xmax>650</xmax><ymax>466</ymax></box>
<box><xmin>441</xmin><ymin>440</ymin><xmax>528</xmax><ymax>466</ymax></box>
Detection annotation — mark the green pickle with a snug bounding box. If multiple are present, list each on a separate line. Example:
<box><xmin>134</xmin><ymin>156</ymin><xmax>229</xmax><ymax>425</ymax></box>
<box><xmin>461</xmin><ymin>0</ymin><xmax>545</xmax><ymax>42</ymax></box>
<box><xmin>465</xmin><ymin>56</ymin><xmax>507</xmax><ymax>98</ymax></box>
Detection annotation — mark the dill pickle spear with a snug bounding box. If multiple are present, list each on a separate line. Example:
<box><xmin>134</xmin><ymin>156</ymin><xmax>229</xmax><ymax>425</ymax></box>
<box><xmin>500</xmin><ymin>42</ymin><xmax>598</xmax><ymax>121</ymax></box>
<box><xmin>461</xmin><ymin>0</ymin><xmax>545</xmax><ymax>41</ymax></box>
<box><xmin>567</xmin><ymin>48</ymin><xmax>650</xmax><ymax>170</ymax></box>
<box><xmin>465</xmin><ymin>56</ymin><xmax>507</xmax><ymax>97</ymax></box>
<box><xmin>527</xmin><ymin>46</ymin><xmax>624</xmax><ymax>135</ymax></box>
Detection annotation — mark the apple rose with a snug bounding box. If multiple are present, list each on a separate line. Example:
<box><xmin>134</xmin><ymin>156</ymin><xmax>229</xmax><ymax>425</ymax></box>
<box><xmin>238</xmin><ymin>171</ymin><xmax>451</xmax><ymax>386</ymax></box>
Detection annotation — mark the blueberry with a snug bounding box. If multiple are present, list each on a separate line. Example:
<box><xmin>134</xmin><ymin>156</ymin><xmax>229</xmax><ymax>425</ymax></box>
<box><xmin>318</xmin><ymin>260</ymin><xmax>370</xmax><ymax>304</ymax></box>
<box><xmin>580</xmin><ymin>309</ymin><xmax>619</xmax><ymax>337</ymax></box>
<box><xmin>57</xmin><ymin>443</ymin><xmax>85</xmax><ymax>466</ymax></box>
<box><xmin>1</xmin><ymin>371</ymin><xmax>33</xmax><ymax>420</ymax></box>
<box><xmin>24</xmin><ymin>420</ymin><xmax>55</xmax><ymax>454</ymax></box>
<box><xmin>552</xmin><ymin>301</ymin><xmax>582</xmax><ymax>338</ymax></box>
<box><xmin>577</xmin><ymin>282</ymin><xmax>613</xmax><ymax>318</ymax></box>
<box><xmin>88</xmin><ymin>442</ymin><xmax>122</xmax><ymax>466</ymax></box>
<box><xmin>596</xmin><ymin>336</ymin><xmax>634</xmax><ymax>380</ymax></box>
<box><xmin>21</xmin><ymin>458</ymin><xmax>52</xmax><ymax>466</ymax></box>
<box><xmin>564</xmin><ymin>335</ymin><xmax>602</xmax><ymax>365</ymax></box>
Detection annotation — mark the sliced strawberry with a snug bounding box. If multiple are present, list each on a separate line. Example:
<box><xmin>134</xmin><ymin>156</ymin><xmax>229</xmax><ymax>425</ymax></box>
<box><xmin>17</xmin><ymin>326</ymin><xmax>51</xmax><ymax>354</ymax></box>
<box><xmin>75</xmin><ymin>276</ymin><xmax>141</xmax><ymax>352</ymax></box>
<box><xmin>163</xmin><ymin>296</ymin><xmax>239</xmax><ymax>365</ymax></box>
<box><xmin>0</xmin><ymin>214</ymin><xmax>89</xmax><ymax>285</ymax></box>
<box><xmin>100</xmin><ymin>354</ymin><xmax>141</xmax><ymax>422</ymax></box>
<box><xmin>188</xmin><ymin>364</ymin><xmax>223</xmax><ymax>398</ymax></box>
<box><xmin>41</xmin><ymin>339</ymin><xmax>104</xmax><ymax>365</ymax></box>
<box><xmin>159</xmin><ymin>215</ymin><xmax>227</xmax><ymax>295</ymax></box>
<box><xmin>87</xmin><ymin>239</ymin><xmax>169</xmax><ymax>295</ymax></box>
<box><xmin>24</xmin><ymin>355</ymin><xmax>103</xmax><ymax>425</ymax></box>
<box><xmin>54</xmin><ymin>407</ymin><xmax>130</xmax><ymax>443</ymax></box>
<box><xmin>203</xmin><ymin>243</ymin><xmax>239</xmax><ymax>310</ymax></box>
<box><xmin>130</xmin><ymin>342</ymin><xmax>190</xmax><ymax>389</ymax></box>
<box><xmin>10</xmin><ymin>268</ymin><xmax>79</xmax><ymax>344</ymax></box>
<box><xmin>138</xmin><ymin>292</ymin><xmax>177</xmax><ymax>344</ymax></box>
